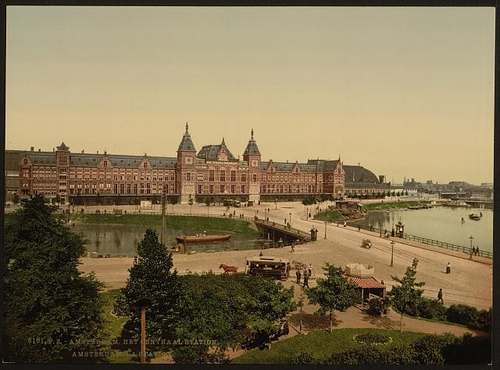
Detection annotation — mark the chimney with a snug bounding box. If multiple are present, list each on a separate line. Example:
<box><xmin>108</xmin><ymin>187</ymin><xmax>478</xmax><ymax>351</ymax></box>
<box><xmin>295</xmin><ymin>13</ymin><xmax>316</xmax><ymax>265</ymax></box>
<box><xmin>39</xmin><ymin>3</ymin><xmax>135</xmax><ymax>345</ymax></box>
<box><xmin>97</xmin><ymin>150</ymin><xmax>99</xmax><ymax>154</ymax></box>
<box><xmin>81</xmin><ymin>149</ymin><xmax>84</xmax><ymax>153</ymax></box>
<box><xmin>379</xmin><ymin>175</ymin><xmax>386</xmax><ymax>184</ymax></box>
<box><xmin>30</xmin><ymin>146</ymin><xmax>34</xmax><ymax>151</ymax></box>
<box><xmin>38</xmin><ymin>148</ymin><xmax>41</xmax><ymax>152</ymax></box>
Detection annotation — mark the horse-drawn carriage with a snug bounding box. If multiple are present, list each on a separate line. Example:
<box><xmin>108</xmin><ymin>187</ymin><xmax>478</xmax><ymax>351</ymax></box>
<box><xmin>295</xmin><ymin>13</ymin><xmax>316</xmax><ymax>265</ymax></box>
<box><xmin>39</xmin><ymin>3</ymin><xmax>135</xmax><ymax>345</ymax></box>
<box><xmin>245</xmin><ymin>256</ymin><xmax>290</xmax><ymax>280</ymax></box>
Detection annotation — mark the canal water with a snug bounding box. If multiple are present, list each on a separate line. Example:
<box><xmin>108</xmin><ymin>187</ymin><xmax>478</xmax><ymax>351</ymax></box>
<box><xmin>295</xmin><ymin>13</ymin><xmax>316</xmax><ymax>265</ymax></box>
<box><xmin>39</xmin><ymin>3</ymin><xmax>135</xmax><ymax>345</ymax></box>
<box><xmin>74</xmin><ymin>224</ymin><xmax>266</xmax><ymax>257</ymax></box>
<box><xmin>350</xmin><ymin>207</ymin><xmax>493</xmax><ymax>252</ymax></box>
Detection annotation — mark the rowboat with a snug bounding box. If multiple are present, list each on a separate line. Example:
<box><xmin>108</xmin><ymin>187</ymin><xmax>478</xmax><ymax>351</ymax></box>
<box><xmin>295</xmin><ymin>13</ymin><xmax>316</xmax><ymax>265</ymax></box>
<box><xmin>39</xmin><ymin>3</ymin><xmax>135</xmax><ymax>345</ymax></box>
<box><xmin>176</xmin><ymin>234</ymin><xmax>232</xmax><ymax>244</ymax></box>
<box><xmin>469</xmin><ymin>213</ymin><xmax>481</xmax><ymax>221</ymax></box>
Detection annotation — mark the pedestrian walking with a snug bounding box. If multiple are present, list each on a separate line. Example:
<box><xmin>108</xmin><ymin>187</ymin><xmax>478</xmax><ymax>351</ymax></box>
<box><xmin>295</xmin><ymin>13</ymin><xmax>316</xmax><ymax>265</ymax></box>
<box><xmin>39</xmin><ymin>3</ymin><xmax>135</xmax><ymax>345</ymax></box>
<box><xmin>446</xmin><ymin>262</ymin><xmax>451</xmax><ymax>274</ymax></box>
<box><xmin>291</xmin><ymin>241</ymin><xmax>295</xmax><ymax>253</ymax></box>
<box><xmin>437</xmin><ymin>288</ymin><xmax>444</xmax><ymax>304</ymax></box>
<box><xmin>296</xmin><ymin>269</ymin><xmax>301</xmax><ymax>284</ymax></box>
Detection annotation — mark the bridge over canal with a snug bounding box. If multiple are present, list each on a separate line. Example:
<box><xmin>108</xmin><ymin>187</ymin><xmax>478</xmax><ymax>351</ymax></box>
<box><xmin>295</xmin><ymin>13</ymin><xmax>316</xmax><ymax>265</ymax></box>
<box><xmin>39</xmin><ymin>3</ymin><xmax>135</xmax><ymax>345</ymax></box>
<box><xmin>254</xmin><ymin>218</ymin><xmax>313</xmax><ymax>244</ymax></box>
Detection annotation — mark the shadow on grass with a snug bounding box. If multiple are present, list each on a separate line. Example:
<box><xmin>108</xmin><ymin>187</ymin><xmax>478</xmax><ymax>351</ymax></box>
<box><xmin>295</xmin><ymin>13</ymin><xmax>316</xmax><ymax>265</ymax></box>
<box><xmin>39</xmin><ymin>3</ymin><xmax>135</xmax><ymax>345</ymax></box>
<box><xmin>289</xmin><ymin>312</ymin><xmax>341</xmax><ymax>331</ymax></box>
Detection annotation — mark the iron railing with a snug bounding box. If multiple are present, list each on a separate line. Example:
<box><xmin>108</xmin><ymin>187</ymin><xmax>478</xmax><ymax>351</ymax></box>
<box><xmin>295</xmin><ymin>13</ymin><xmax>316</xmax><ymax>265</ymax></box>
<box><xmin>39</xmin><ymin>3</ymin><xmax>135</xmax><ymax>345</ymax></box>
<box><xmin>354</xmin><ymin>224</ymin><xmax>492</xmax><ymax>259</ymax></box>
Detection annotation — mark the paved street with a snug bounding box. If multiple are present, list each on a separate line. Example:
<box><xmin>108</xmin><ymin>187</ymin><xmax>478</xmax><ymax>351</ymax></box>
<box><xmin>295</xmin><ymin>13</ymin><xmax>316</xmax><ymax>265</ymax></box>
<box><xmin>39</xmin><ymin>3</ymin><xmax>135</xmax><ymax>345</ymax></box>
<box><xmin>79</xmin><ymin>201</ymin><xmax>492</xmax><ymax>309</ymax></box>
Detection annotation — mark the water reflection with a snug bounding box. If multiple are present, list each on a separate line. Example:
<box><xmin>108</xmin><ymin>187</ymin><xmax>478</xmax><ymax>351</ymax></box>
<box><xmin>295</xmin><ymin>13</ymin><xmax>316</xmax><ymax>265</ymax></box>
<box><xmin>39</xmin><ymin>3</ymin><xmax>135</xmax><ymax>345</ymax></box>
<box><xmin>74</xmin><ymin>223</ymin><xmax>264</xmax><ymax>256</ymax></box>
<box><xmin>351</xmin><ymin>207</ymin><xmax>493</xmax><ymax>252</ymax></box>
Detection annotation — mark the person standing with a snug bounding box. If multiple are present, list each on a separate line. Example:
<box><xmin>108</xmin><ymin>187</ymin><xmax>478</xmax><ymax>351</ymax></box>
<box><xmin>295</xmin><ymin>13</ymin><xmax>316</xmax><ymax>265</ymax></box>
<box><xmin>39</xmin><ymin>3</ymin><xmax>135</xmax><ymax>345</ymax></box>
<box><xmin>291</xmin><ymin>241</ymin><xmax>295</xmax><ymax>253</ymax></box>
<box><xmin>446</xmin><ymin>262</ymin><xmax>451</xmax><ymax>274</ymax></box>
<box><xmin>303</xmin><ymin>269</ymin><xmax>309</xmax><ymax>288</ymax></box>
<box><xmin>296</xmin><ymin>268</ymin><xmax>301</xmax><ymax>284</ymax></box>
<box><xmin>437</xmin><ymin>288</ymin><xmax>444</xmax><ymax>304</ymax></box>
<box><xmin>307</xmin><ymin>264</ymin><xmax>313</xmax><ymax>279</ymax></box>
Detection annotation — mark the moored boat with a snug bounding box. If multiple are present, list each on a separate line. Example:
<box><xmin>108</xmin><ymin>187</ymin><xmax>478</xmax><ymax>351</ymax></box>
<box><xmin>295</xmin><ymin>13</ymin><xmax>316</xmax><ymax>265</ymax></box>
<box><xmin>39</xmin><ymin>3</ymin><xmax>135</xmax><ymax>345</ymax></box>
<box><xmin>468</xmin><ymin>213</ymin><xmax>481</xmax><ymax>221</ymax></box>
<box><xmin>176</xmin><ymin>234</ymin><xmax>232</xmax><ymax>244</ymax></box>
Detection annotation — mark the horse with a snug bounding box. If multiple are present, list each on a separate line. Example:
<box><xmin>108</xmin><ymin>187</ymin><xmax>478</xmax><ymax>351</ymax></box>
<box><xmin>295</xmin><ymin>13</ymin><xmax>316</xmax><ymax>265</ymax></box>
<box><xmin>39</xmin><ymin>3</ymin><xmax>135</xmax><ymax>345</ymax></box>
<box><xmin>219</xmin><ymin>264</ymin><xmax>238</xmax><ymax>273</ymax></box>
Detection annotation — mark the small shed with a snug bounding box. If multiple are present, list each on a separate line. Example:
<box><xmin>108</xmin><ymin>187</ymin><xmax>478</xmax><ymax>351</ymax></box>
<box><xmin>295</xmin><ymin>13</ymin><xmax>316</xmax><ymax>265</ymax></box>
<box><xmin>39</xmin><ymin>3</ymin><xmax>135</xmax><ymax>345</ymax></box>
<box><xmin>344</xmin><ymin>263</ymin><xmax>386</xmax><ymax>302</ymax></box>
<box><xmin>347</xmin><ymin>276</ymin><xmax>386</xmax><ymax>302</ymax></box>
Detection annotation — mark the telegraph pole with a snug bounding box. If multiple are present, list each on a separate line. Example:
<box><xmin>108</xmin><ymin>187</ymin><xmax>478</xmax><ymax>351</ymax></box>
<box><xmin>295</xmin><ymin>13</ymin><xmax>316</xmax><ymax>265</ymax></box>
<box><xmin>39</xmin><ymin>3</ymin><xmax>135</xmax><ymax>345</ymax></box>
<box><xmin>390</xmin><ymin>240</ymin><xmax>395</xmax><ymax>267</ymax></box>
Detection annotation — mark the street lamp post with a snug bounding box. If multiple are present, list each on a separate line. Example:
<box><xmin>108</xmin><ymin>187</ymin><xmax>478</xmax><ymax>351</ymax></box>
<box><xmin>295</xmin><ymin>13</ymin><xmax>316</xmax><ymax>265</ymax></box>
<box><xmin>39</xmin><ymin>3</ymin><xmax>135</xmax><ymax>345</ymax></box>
<box><xmin>390</xmin><ymin>240</ymin><xmax>395</xmax><ymax>267</ymax></box>
<box><xmin>289</xmin><ymin>212</ymin><xmax>292</xmax><ymax>225</ymax></box>
<box><xmin>469</xmin><ymin>235</ymin><xmax>474</xmax><ymax>256</ymax></box>
<box><xmin>324</xmin><ymin>221</ymin><xmax>327</xmax><ymax>239</ymax></box>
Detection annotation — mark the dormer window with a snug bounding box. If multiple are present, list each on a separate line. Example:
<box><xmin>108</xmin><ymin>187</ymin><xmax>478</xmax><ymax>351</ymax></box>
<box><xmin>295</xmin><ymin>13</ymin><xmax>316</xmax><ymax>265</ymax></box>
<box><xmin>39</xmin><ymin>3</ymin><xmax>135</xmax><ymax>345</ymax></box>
<box><xmin>103</xmin><ymin>161</ymin><xmax>108</xmax><ymax>168</ymax></box>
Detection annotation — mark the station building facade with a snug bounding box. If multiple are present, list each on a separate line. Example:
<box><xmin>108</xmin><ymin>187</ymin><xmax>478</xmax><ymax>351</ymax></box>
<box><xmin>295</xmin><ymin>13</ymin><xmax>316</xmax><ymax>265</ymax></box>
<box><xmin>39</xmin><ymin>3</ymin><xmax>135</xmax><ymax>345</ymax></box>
<box><xmin>5</xmin><ymin>125</ymin><xmax>389</xmax><ymax>205</ymax></box>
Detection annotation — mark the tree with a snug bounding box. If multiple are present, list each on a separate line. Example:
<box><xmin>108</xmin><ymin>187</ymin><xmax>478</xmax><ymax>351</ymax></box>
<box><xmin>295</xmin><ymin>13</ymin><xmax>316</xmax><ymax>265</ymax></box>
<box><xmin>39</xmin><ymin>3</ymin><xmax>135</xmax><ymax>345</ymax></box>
<box><xmin>389</xmin><ymin>258</ymin><xmax>425</xmax><ymax>332</ymax></box>
<box><xmin>172</xmin><ymin>273</ymin><xmax>295</xmax><ymax>363</ymax></box>
<box><xmin>306</xmin><ymin>264</ymin><xmax>358</xmax><ymax>332</ymax></box>
<box><xmin>4</xmin><ymin>195</ymin><xmax>106</xmax><ymax>362</ymax></box>
<box><xmin>115</xmin><ymin>229</ymin><xmax>182</xmax><ymax>357</ymax></box>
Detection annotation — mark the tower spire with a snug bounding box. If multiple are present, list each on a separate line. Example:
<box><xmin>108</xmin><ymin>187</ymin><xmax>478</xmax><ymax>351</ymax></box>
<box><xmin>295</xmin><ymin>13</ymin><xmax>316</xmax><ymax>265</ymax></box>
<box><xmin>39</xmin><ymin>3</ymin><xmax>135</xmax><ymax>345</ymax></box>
<box><xmin>251</xmin><ymin>128</ymin><xmax>254</xmax><ymax>140</ymax></box>
<box><xmin>185</xmin><ymin>121</ymin><xmax>189</xmax><ymax>133</ymax></box>
<box><xmin>221</xmin><ymin>137</ymin><xmax>225</xmax><ymax>145</ymax></box>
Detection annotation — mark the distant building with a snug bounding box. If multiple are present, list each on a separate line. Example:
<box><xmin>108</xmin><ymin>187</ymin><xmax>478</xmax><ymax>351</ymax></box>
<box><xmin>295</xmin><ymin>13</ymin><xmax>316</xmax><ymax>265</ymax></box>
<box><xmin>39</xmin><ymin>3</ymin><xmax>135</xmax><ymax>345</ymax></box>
<box><xmin>5</xmin><ymin>125</ymin><xmax>389</xmax><ymax>205</ymax></box>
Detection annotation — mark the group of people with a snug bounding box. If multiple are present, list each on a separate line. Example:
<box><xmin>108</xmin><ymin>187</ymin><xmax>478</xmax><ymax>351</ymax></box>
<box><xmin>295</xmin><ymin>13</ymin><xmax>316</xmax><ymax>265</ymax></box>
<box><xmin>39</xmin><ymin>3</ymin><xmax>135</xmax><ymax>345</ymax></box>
<box><xmin>470</xmin><ymin>246</ymin><xmax>481</xmax><ymax>256</ymax></box>
<box><xmin>296</xmin><ymin>264</ymin><xmax>313</xmax><ymax>288</ymax></box>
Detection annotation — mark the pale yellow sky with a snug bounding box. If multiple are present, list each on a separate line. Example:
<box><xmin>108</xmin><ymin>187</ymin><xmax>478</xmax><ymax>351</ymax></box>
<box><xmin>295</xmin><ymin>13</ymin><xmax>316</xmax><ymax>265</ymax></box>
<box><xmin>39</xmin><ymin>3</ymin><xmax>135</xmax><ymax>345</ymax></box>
<box><xmin>6</xmin><ymin>7</ymin><xmax>495</xmax><ymax>184</ymax></box>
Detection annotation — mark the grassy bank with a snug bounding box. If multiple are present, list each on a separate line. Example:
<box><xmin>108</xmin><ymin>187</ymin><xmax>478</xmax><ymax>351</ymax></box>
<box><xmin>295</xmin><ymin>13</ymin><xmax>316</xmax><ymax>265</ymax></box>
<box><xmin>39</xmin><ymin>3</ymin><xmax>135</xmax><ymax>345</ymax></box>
<box><xmin>313</xmin><ymin>209</ymin><xmax>345</xmax><ymax>222</ymax></box>
<box><xmin>362</xmin><ymin>200</ymin><xmax>430</xmax><ymax>211</ymax></box>
<box><xmin>100</xmin><ymin>289</ymin><xmax>135</xmax><ymax>363</ymax></box>
<box><xmin>72</xmin><ymin>214</ymin><xmax>260</xmax><ymax>240</ymax></box>
<box><xmin>233</xmin><ymin>328</ymin><xmax>425</xmax><ymax>364</ymax></box>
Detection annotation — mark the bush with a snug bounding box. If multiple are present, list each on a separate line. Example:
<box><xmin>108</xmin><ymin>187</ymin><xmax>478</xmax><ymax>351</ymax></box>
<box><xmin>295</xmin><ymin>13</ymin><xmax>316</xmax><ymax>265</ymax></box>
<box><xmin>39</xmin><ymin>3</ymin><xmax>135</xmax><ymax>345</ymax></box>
<box><xmin>410</xmin><ymin>334</ymin><xmax>456</xmax><ymax>365</ymax></box>
<box><xmin>367</xmin><ymin>297</ymin><xmax>387</xmax><ymax>316</ymax></box>
<box><xmin>384</xmin><ymin>344</ymin><xmax>417</xmax><ymax>365</ymax></box>
<box><xmin>302</xmin><ymin>196</ymin><xmax>316</xmax><ymax>206</ymax></box>
<box><xmin>475</xmin><ymin>308</ymin><xmax>491</xmax><ymax>332</ymax></box>
<box><xmin>443</xmin><ymin>333</ymin><xmax>491</xmax><ymax>364</ymax></box>
<box><xmin>446</xmin><ymin>304</ymin><xmax>479</xmax><ymax>327</ymax></box>
<box><xmin>417</xmin><ymin>298</ymin><xmax>447</xmax><ymax>320</ymax></box>
<box><xmin>326</xmin><ymin>345</ymin><xmax>384</xmax><ymax>365</ymax></box>
<box><xmin>324</xmin><ymin>333</ymin><xmax>487</xmax><ymax>366</ymax></box>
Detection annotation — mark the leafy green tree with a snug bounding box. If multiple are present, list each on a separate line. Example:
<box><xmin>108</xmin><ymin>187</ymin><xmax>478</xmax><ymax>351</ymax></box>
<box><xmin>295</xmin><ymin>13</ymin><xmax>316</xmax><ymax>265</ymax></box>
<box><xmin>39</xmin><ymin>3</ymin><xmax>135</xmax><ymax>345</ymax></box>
<box><xmin>389</xmin><ymin>258</ymin><xmax>425</xmax><ymax>332</ymax></box>
<box><xmin>4</xmin><ymin>195</ymin><xmax>106</xmax><ymax>362</ymax></box>
<box><xmin>306</xmin><ymin>264</ymin><xmax>358</xmax><ymax>332</ymax></box>
<box><xmin>114</xmin><ymin>229</ymin><xmax>182</xmax><ymax>357</ymax></box>
<box><xmin>172</xmin><ymin>273</ymin><xmax>295</xmax><ymax>363</ymax></box>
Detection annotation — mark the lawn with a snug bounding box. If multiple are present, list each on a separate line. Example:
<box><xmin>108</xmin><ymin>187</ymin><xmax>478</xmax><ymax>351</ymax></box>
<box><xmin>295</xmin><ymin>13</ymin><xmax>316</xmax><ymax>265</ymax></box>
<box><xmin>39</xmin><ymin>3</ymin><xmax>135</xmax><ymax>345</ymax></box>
<box><xmin>232</xmin><ymin>328</ymin><xmax>426</xmax><ymax>364</ymax></box>
<box><xmin>362</xmin><ymin>201</ymin><xmax>430</xmax><ymax>211</ymax></box>
<box><xmin>100</xmin><ymin>289</ymin><xmax>135</xmax><ymax>363</ymax></box>
<box><xmin>72</xmin><ymin>214</ymin><xmax>260</xmax><ymax>240</ymax></box>
<box><xmin>313</xmin><ymin>209</ymin><xmax>345</xmax><ymax>222</ymax></box>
